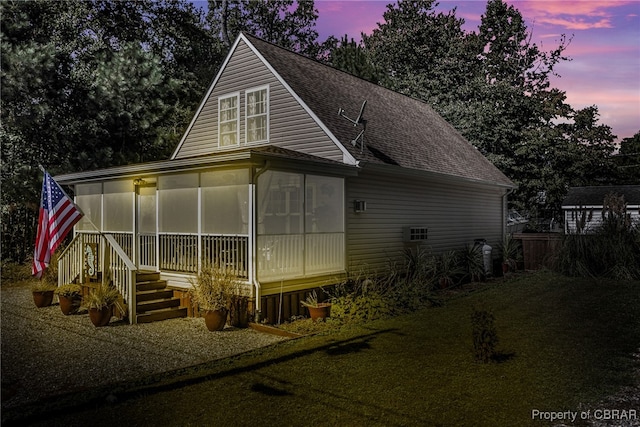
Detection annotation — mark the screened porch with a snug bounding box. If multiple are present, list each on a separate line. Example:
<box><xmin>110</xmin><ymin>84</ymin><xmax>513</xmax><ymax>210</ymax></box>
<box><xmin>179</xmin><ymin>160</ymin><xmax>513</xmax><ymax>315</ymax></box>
<box><xmin>71</xmin><ymin>166</ymin><xmax>345</xmax><ymax>285</ymax></box>
<box><xmin>74</xmin><ymin>169</ymin><xmax>251</xmax><ymax>279</ymax></box>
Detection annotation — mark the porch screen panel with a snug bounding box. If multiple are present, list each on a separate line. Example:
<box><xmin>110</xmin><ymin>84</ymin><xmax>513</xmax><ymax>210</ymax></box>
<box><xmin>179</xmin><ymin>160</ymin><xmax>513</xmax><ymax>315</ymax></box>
<box><xmin>305</xmin><ymin>175</ymin><xmax>344</xmax><ymax>233</ymax></box>
<box><xmin>103</xmin><ymin>180</ymin><xmax>133</xmax><ymax>232</ymax></box>
<box><xmin>201</xmin><ymin>169</ymin><xmax>249</xmax><ymax>234</ymax></box>
<box><xmin>75</xmin><ymin>183</ymin><xmax>102</xmax><ymax>231</ymax></box>
<box><xmin>305</xmin><ymin>175</ymin><xmax>345</xmax><ymax>275</ymax></box>
<box><xmin>138</xmin><ymin>186</ymin><xmax>156</xmax><ymax>234</ymax></box>
<box><xmin>158</xmin><ymin>174</ymin><xmax>198</xmax><ymax>272</ymax></box>
<box><xmin>158</xmin><ymin>174</ymin><xmax>198</xmax><ymax>233</ymax></box>
<box><xmin>257</xmin><ymin>171</ymin><xmax>303</xmax><ymax>281</ymax></box>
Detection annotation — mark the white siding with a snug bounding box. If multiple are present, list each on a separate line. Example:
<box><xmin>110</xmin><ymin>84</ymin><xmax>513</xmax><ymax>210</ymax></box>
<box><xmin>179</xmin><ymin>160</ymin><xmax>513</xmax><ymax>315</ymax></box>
<box><xmin>564</xmin><ymin>207</ymin><xmax>640</xmax><ymax>234</ymax></box>
<box><xmin>174</xmin><ymin>40</ymin><xmax>343</xmax><ymax>161</ymax></box>
<box><xmin>345</xmin><ymin>169</ymin><xmax>506</xmax><ymax>273</ymax></box>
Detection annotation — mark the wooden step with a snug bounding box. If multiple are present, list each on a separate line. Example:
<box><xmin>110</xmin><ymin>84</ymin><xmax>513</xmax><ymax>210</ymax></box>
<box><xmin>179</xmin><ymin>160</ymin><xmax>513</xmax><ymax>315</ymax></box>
<box><xmin>133</xmin><ymin>272</ymin><xmax>188</xmax><ymax>324</ymax></box>
<box><xmin>136</xmin><ymin>297</ymin><xmax>180</xmax><ymax>313</ymax></box>
<box><xmin>136</xmin><ymin>307</ymin><xmax>188</xmax><ymax>324</ymax></box>
<box><xmin>136</xmin><ymin>271</ymin><xmax>160</xmax><ymax>282</ymax></box>
<box><xmin>136</xmin><ymin>280</ymin><xmax>168</xmax><ymax>292</ymax></box>
<box><xmin>136</xmin><ymin>289</ymin><xmax>174</xmax><ymax>302</ymax></box>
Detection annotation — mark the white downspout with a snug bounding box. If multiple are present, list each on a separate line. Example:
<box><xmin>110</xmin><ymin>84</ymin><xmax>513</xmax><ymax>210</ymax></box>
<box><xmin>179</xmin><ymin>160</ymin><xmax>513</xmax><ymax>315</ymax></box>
<box><xmin>251</xmin><ymin>161</ymin><xmax>271</xmax><ymax>322</ymax></box>
<box><xmin>503</xmin><ymin>188</ymin><xmax>515</xmax><ymax>239</ymax></box>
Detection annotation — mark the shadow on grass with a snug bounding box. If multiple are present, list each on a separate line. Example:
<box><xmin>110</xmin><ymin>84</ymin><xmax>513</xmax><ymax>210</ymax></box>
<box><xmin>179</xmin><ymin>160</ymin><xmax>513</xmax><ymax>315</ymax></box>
<box><xmin>250</xmin><ymin>382</ymin><xmax>294</xmax><ymax>397</ymax></box>
<box><xmin>2</xmin><ymin>328</ymin><xmax>398</xmax><ymax>426</ymax></box>
<box><xmin>492</xmin><ymin>351</ymin><xmax>516</xmax><ymax>363</ymax></box>
<box><xmin>325</xmin><ymin>337</ymin><xmax>373</xmax><ymax>356</ymax></box>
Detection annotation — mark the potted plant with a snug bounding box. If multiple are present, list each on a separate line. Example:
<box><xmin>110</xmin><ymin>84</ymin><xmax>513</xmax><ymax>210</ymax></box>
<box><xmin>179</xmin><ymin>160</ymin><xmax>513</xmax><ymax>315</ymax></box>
<box><xmin>83</xmin><ymin>283</ymin><xmax>122</xmax><ymax>327</ymax></box>
<box><xmin>190</xmin><ymin>265</ymin><xmax>239</xmax><ymax>331</ymax></box>
<box><xmin>301</xmin><ymin>290</ymin><xmax>331</xmax><ymax>321</ymax></box>
<box><xmin>55</xmin><ymin>283</ymin><xmax>83</xmax><ymax>315</ymax></box>
<box><xmin>32</xmin><ymin>280</ymin><xmax>57</xmax><ymax>308</ymax></box>
<box><xmin>32</xmin><ymin>251</ymin><xmax>59</xmax><ymax>307</ymax></box>
<box><xmin>499</xmin><ymin>234</ymin><xmax>521</xmax><ymax>275</ymax></box>
<box><xmin>432</xmin><ymin>251</ymin><xmax>464</xmax><ymax>289</ymax></box>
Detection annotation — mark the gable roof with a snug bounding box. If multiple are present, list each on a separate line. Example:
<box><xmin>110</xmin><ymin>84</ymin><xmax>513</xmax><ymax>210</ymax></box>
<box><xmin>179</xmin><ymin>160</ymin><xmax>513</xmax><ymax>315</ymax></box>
<box><xmin>242</xmin><ymin>34</ymin><xmax>514</xmax><ymax>187</ymax></box>
<box><xmin>563</xmin><ymin>185</ymin><xmax>640</xmax><ymax>207</ymax></box>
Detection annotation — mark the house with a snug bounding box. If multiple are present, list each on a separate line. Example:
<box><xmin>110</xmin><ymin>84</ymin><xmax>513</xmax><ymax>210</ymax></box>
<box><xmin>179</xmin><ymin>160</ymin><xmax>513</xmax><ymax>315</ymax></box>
<box><xmin>562</xmin><ymin>185</ymin><xmax>640</xmax><ymax>234</ymax></box>
<box><xmin>54</xmin><ymin>33</ymin><xmax>515</xmax><ymax>324</ymax></box>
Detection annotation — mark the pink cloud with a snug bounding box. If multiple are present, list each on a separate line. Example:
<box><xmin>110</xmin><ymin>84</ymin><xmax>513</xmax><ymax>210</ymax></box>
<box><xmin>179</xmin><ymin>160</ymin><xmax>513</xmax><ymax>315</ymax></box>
<box><xmin>506</xmin><ymin>0</ymin><xmax>636</xmax><ymax>30</ymax></box>
<box><xmin>540</xmin><ymin>17</ymin><xmax>612</xmax><ymax>30</ymax></box>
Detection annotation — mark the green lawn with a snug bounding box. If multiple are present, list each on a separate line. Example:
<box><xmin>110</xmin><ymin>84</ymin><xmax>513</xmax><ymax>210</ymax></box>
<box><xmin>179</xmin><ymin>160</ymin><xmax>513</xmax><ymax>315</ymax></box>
<box><xmin>31</xmin><ymin>271</ymin><xmax>640</xmax><ymax>426</ymax></box>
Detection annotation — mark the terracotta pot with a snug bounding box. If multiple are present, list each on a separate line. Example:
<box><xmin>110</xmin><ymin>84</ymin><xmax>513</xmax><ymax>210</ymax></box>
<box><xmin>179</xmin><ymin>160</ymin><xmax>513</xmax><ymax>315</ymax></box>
<box><xmin>59</xmin><ymin>295</ymin><xmax>82</xmax><ymax>315</ymax></box>
<box><xmin>89</xmin><ymin>306</ymin><xmax>112</xmax><ymax>327</ymax></box>
<box><xmin>204</xmin><ymin>309</ymin><xmax>228</xmax><ymax>331</ymax></box>
<box><xmin>307</xmin><ymin>303</ymin><xmax>331</xmax><ymax>321</ymax></box>
<box><xmin>438</xmin><ymin>277</ymin><xmax>453</xmax><ymax>289</ymax></box>
<box><xmin>502</xmin><ymin>262</ymin><xmax>510</xmax><ymax>275</ymax></box>
<box><xmin>33</xmin><ymin>291</ymin><xmax>54</xmax><ymax>308</ymax></box>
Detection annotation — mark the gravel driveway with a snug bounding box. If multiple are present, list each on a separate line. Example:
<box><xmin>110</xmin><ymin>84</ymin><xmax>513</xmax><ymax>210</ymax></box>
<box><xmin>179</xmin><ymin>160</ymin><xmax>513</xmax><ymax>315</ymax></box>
<box><xmin>1</xmin><ymin>281</ymin><xmax>287</xmax><ymax>417</ymax></box>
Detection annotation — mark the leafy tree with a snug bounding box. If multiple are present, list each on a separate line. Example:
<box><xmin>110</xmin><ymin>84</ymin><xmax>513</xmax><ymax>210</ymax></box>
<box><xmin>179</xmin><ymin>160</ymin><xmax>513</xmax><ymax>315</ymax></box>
<box><xmin>362</xmin><ymin>0</ymin><xmax>475</xmax><ymax>105</ymax></box>
<box><xmin>207</xmin><ymin>0</ymin><xmax>321</xmax><ymax>57</ymax></box>
<box><xmin>617</xmin><ymin>131</ymin><xmax>640</xmax><ymax>184</ymax></box>
<box><xmin>323</xmin><ymin>35</ymin><xmax>386</xmax><ymax>84</ymax></box>
<box><xmin>0</xmin><ymin>0</ymin><xmax>221</xmax><ymax>262</ymax></box>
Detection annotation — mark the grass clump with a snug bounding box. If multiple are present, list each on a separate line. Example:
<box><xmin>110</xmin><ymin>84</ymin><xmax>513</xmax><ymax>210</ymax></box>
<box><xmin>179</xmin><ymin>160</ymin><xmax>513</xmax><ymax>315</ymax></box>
<box><xmin>471</xmin><ymin>307</ymin><xmax>499</xmax><ymax>363</ymax></box>
<box><xmin>556</xmin><ymin>192</ymin><xmax>640</xmax><ymax>279</ymax></box>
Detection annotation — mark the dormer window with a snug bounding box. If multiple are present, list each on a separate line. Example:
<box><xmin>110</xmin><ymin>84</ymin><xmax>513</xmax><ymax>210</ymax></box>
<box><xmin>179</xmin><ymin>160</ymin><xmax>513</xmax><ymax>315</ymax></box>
<box><xmin>219</xmin><ymin>93</ymin><xmax>239</xmax><ymax>147</ymax></box>
<box><xmin>246</xmin><ymin>86</ymin><xmax>269</xmax><ymax>143</ymax></box>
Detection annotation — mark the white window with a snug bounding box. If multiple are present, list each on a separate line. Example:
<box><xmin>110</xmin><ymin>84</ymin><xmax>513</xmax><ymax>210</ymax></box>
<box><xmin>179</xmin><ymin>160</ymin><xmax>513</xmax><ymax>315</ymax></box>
<box><xmin>245</xmin><ymin>86</ymin><xmax>268</xmax><ymax>143</ymax></box>
<box><xmin>218</xmin><ymin>93</ymin><xmax>239</xmax><ymax>147</ymax></box>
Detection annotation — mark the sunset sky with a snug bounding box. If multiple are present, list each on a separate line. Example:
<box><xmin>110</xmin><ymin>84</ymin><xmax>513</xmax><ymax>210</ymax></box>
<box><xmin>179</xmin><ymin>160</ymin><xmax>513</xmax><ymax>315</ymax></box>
<box><xmin>196</xmin><ymin>0</ymin><xmax>639</xmax><ymax>142</ymax></box>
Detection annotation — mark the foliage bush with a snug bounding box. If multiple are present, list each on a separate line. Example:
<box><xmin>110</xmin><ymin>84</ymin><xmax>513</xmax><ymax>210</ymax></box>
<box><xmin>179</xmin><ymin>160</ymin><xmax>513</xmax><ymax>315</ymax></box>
<box><xmin>471</xmin><ymin>307</ymin><xmax>499</xmax><ymax>363</ymax></box>
<box><xmin>328</xmin><ymin>275</ymin><xmax>397</xmax><ymax>322</ymax></box>
<box><xmin>1</xmin><ymin>261</ymin><xmax>33</xmax><ymax>283</ymax></box>
<box><xmin>555</xmin><ymin>193</ymin><xmax>640</xmax><ymax>280</ymax></box>
<box><xmin>189</xmin><ymin>265</ymin><xmax>241</xmax><ymax>312</ymax></box>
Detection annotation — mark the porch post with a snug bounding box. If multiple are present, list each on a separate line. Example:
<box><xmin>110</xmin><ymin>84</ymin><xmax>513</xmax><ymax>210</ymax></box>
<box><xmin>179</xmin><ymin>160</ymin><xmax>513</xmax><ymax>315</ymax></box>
<box><xmin>249</xmin><ymin>182</ymin><xmax>260</xmax><ymax>317</ymax></box>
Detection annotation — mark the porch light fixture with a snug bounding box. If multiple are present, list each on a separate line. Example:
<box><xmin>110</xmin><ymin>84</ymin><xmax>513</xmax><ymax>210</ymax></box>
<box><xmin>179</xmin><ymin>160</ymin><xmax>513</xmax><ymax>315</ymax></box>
<box><xmin>133</xmin><ymin>178</ymin><xmax>147</xmax><ymax>186</ymax></box>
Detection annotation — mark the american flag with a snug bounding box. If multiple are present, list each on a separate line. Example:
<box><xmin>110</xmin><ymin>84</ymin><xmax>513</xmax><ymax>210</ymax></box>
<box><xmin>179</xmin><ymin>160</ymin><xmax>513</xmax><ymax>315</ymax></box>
<box><xmin>32</xmin><ymin>170</ymin><xmax>84</xmax><ymax>278</ymax></box>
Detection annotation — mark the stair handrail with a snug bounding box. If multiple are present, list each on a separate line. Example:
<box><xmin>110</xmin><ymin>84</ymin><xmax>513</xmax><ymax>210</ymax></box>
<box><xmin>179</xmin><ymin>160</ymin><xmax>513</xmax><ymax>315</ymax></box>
<box><xmin>102</xmin><ymin>233</ymin><xmax>138</xmax><ymax>324</ymax></box>
<box><xmin>57</xmin><ymin>233</ymin><xmax>85</xmax><ymax>286</ymax></box>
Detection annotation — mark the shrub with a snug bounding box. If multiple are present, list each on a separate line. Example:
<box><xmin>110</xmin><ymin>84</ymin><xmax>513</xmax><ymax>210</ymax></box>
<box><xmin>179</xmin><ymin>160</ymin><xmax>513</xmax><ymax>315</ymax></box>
<box><xmin>401</xmin><ymin>245</ymin><xmax>433</xmax><ymax>281</ymax></box>
<box><xmin>555</xmin><ymin>193</ymin><xmax>640</xmax><ymax>280</ymax></box>
<box><xmin>189</xmin><ymin>264</ymin><xmax>241</xmax><ymax>312</ymax></box>
<box><xmin>471</xmin><ymin>307</ymin><xmax>499</xmax><ymax>363</ymax></box>
<box><xmin>327</xmin><ymin>274</ymin><xmax>397</xmax><ymax>322</ymax></box>
<box><xmin>462</xmin><ymin>243</ymin><xmax>485</xmax><ymax>282</ymax></box>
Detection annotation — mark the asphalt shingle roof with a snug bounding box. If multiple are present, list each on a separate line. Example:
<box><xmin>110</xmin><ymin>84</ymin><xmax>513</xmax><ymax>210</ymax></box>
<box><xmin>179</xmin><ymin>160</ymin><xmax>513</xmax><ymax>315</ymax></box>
<box><xmin>245</xmin><ymin>34</ymin><xmax>514</xmax><ymax>187</ymax></box>
<box><xmin>563</xmin><ymin>185</ymin><xmax>640</xmax><ymax>206</ymax></box>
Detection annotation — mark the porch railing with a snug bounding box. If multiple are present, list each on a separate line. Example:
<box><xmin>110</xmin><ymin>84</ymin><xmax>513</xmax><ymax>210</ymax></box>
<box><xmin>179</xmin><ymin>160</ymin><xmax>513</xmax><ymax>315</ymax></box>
<box><xmin>158</xmin><ymin>233</ymin><xmax>249</xmax><ymax>279</ymax></box>
<box><xmin>202</xmin><ymin>235</ymin><xmax>248</xmax><ymax>278</ymax></box>
<box><xmin>58</xmin><ymin>232</ymin><xmax>137</xmax><ymax>324</ymax></box>
<box><xmin>257</xmin><ymin>233</ymin><xmax>344</xmax><ymax>281</ymax></box>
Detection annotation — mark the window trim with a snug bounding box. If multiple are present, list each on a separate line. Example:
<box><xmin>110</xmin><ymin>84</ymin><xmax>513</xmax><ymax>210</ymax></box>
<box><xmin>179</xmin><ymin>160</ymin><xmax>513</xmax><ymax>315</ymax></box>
<box><xmin>218</xmin><ymin>92</ymin><xmax>240</xmax><ymax>148</ymax></box>
<box><xmin>245</xmin><ymin>85</ymin><xmax>269</xmax><ymax>144</ymax></box>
